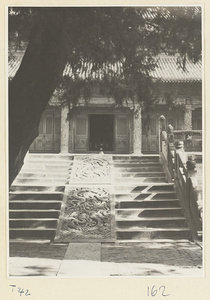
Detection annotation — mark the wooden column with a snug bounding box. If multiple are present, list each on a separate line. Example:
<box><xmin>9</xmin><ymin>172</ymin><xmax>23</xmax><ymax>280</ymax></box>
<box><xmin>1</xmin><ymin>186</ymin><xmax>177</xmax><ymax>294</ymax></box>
<box><xmin>60</xmin><ymin>103</ymin><xmax>69</xmax><ymax>153</ymax></box>
<box><xmin>133</xmin><ymin>105</ymin><xmax>142</xmax><ymax>154</ymax></box>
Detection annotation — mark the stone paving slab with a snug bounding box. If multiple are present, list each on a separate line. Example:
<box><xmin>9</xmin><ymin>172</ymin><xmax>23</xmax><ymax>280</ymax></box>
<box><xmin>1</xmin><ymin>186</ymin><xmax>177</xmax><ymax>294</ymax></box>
<box><xmin>101</xmin><ymin>242</ymin><xmax>202</xmax><ymax>267</ymax></box>
<box><xmin>63</xmin><ymin>243</ymin><xmax>101</xmax><ymax>261</ymax></box>
<box><xmin>9</xmin><ymin>257</ymin><xmax>62</xmax><ymax>277</ymax></box>
<box><xmin>9</xmin><ymin>242</ymin><xmax>68</xmax><ymax>259</ymax></box>
<box><xmin>57</xmin><ymin>260</ymin><xmax>203</xmax><ymax>277</ymax></box>
<box><xmin>9</xmin><ymin>241</ymin><xmax>203</xmax><ymax>277</ymax></box>
<box><xmin>9</xmin><ymin>242</ymin><xmax>68</xmax><ymax>277</ymax></box>
<box><xmin>9</xmin><ymin>255</ymin><xmax>203</xmax><ymax>277</ymax></box>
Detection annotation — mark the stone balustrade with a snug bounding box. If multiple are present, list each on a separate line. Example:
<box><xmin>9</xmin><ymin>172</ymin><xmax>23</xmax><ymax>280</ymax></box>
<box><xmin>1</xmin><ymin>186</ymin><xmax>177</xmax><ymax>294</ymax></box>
<box><xmin>159</xmin><ymin>115</ymin><xmax>203</xmax><ymax>242</ymax></box>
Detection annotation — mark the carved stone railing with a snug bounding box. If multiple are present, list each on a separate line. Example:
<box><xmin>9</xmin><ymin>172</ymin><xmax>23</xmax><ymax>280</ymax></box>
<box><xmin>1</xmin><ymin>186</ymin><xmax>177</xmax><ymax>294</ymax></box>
<box><xmin>159</xmin><ymin>115</ymin><xmax>203</xmax><ymax>242</ymax></box>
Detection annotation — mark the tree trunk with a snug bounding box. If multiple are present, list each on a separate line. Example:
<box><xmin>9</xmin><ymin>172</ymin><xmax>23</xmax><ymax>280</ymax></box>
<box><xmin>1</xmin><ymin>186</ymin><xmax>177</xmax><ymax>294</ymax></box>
<box><xmin>9</xmin><ymin>9</ymin><xmax>67</xmax><ymax>186</ymax></box>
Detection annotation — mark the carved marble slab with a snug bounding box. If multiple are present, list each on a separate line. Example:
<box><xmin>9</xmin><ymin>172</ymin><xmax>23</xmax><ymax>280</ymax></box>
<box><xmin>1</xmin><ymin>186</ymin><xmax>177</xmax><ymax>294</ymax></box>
<box><xmin>55</xmin><ymin>186</ymin><xmax>113</xmax><ymax>242</ymax></box>
<box><xmin>71</xmin><ymin>155</ymin><xmax>112</xmax><ymax>184</ymax></box>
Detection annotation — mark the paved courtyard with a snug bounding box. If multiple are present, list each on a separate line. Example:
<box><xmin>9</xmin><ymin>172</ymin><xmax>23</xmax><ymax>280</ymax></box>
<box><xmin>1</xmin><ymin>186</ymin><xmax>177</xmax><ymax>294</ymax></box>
<box><xmin>9</xmin><ymin>241</ymin><xmax>203</xmax><ymax>277</ymax></box>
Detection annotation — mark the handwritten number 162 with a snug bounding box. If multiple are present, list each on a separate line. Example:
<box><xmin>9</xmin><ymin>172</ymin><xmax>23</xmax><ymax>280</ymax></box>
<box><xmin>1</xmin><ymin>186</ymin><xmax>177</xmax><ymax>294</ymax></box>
<box><xmin>147</xmin><ymin>286</ymin><xmax>170</xmax><ymax>297</ymax></box>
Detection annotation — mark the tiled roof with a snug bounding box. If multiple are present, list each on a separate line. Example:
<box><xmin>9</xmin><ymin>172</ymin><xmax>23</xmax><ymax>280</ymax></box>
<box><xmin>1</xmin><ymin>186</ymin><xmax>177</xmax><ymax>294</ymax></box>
<box><xmin>62</xmin><ymin>61</ymin><xmax>122</xmax><ymax>80</ymax></box>
<box><xmin>142</xmin><ymin>6</ymin><xmax>201</xmax><ymax>19</ymax></box>
<box><xmin>150</xmin><ymin>55</ymin><xmax>202</xmax><ymax>82</ymax></box>
<box><xmin>8</xmin><ymin>53</ymin><xmax>24</xmax><ymax>79</ymax></box>
<box><xmin>8</xmin><ymin>52</ymin><xmax>202</xmax><ymax>83</ymax></box>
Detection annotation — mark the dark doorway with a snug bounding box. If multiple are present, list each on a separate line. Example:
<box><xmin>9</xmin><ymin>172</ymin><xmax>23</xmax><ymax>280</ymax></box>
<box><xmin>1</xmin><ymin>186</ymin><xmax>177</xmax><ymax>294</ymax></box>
<box><xmin>89</xmin><ymin>114</ymin><xmax>114</xmax><ymax>151</ymax></box>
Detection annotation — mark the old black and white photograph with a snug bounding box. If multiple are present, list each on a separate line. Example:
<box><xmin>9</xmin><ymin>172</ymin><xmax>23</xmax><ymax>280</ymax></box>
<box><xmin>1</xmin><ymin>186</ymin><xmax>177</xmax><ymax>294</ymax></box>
<box><xmin>8</xmin><ymin>6</ymin><xmax>203</xmax><ymax>278</ymax></box>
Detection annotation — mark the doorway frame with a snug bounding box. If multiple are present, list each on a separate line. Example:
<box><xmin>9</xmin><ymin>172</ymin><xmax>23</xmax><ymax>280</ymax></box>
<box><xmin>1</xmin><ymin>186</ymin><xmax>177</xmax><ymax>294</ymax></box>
<box><xmin>88</xmin><ymin>113</ymin><xmax>116</xmax><ymax>153</ymax></box>
<box><xmin>72</xmin><ymin>106</ymin><xmax>132</xmax><ymax>154</ymax></box>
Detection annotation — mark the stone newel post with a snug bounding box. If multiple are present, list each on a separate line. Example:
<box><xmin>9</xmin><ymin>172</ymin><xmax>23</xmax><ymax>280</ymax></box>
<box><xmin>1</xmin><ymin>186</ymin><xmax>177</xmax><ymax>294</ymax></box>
<box><xmin>159</xmin><ymin>115</ymin><xmax>166</xmax><ymax>152</ymax></box>
<box><xmin>186</xmin><ymin>154</ymin><xmax>197</xmax><ymax>185</ymax></box>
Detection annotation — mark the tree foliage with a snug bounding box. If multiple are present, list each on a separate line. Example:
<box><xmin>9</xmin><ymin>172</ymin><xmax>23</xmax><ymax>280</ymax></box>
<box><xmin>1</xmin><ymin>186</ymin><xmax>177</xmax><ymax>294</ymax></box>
<box><xmin>9</xmin><ymin>6</ymin><xmax>201</xmax><ymax>106</ymax></box>
<box><xmin>8</xmin><ymin>6</ymin><xmax>202</xmax><ymax>185</ymax></box>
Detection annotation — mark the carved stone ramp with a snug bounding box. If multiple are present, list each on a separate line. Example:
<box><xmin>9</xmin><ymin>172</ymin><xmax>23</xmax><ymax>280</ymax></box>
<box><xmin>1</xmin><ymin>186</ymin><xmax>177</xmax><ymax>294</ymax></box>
<box><xmin>54</xmin><ymin>155</ymin><xmax>115</xmax><ymax>242</ymax></box>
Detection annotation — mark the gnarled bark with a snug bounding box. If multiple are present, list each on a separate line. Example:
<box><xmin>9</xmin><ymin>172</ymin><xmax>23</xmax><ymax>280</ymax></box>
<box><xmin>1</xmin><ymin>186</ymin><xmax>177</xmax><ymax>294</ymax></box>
<box><xmin>9</xmin><ymin>9</ymin><xmax>67</xmax><ymax>186</ymax></box>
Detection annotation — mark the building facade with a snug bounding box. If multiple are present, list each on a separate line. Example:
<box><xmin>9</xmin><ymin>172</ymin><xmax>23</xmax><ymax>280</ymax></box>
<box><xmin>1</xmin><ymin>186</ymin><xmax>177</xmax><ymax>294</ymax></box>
<box><xmin>9</xmin><ymin>53</ymin><xmax>202</xmax><ymax>154</ymax></box>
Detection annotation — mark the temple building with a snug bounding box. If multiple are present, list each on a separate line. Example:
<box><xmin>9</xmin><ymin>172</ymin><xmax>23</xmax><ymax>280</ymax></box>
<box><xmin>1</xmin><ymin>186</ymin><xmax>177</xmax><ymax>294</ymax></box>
<box><xmin>8</xmin><ymin>53</ymin><xmax>202</xmax><ymax>154</ymax></box>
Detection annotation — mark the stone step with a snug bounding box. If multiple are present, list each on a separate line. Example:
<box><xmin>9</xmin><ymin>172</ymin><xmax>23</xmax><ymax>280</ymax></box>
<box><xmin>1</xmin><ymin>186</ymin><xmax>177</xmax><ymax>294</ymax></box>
<box><xmin>19</xmin><ymin>168</ymin><xmax>71</xmax><ymax>174</ymax></box>
<box><xmin>113</xmin><ymin>166</ymin><xmax>163</xmax><ymax>172</ymax></box>
<box><xmin>25</xmin><ymin>159</ymin><xmax>73</xmax><ymax>165</ymax></box>
<box><xmin>9</xmin><ymin>238</ymin><xmax>52</xmax><ymax>243</ymax></box>
<box><xmin>115</xmin><ymin>190</ymin><xmax>177</xmax><ymax>201</ymax></box>
<box><xmin>107</xmin><ymin>239</ymin><xmax>192</xmax><ymax>244</ymax></box>
<box><xmin>13</xmin><ymin>178</ymin><xmax>69</xmax><ymax>185</ymax></box>
<box><xmin>18</xmin><ymin>173</ymin><xmax>69</xmax><ymax>179</ymax></box>
<box><xmin>9</xmin><ymin>228</ymin><xmax>56</xmax><ymax>240</ymax></box>
<box><xmin>115</xmin><ymin>192</ymin><xmax>177</xmax><ymax>200</ymax></box>
<box><xmin>9</xmin><ymin>218</ymin><xmax>58</xmax><ymax>229</ymax></box>
<box><xmin>26</xmin><ymin>154</ymin><xmax>74</xmax><ymax>160</ymax></box>
<box><xmin>116</xmin><ymin>228</ymin><xmax>191</xmax><ymax>240</ymax></box>
<box><xmin>116</xmin><ymin>208</ymin><xmax>184</xmax><ymax>218</ymax></box>
<box><xmin>21</xmin><ymin>164</ymin><xmax>72</xmax><ymax>175</ymax></box>
<box><xmin>147</xmin><ymin>184</ymin><xmax>174</xmax><ymax>191</ymax></box>
<box><xmin>9</xmin><ymin>201</ymin><xmax>62</xmax><ymax>210</ymax></box>
<box><xmin>115</xmin><ymin>199</ymin><xmax>180</xmax><ymax>209</ymax></box>
<box><xmin>21</xmin><ymin>163</ymin><xmax>71</xmax><ymax>169</ymax></box>
<box><xmin>9</xmin><ymin>192</ymin><xmax>63</xmax><ymax>201</ymax></box>
<box><xmin>113</xmin><ymin>162</ymin><xmax>161</xmax><ymax>167</ymax></box>
<box><xmin>23</xmin><ymin>158</ymin><xmax>72</xmax><ymax>164</ymax></box>
<box><xmin>9</xmin><ymin>210</ymin><xmax>60</xmax><ymax>218</ymax></box>
<box><xmin>9</xmin><ymin>154</ymin><xmax>70</xmax><ymax>242</ymax></box>
<box><xmin>23</xmin><ymin>162</ymin><xmax>73</xmax><ymax>169</ymax></box>
<box><xmin>113</xmin><ymin>177</ymin><xmax>167</xmax><ymax>183</ymax></box>
<box><xmin>114</xmin><ymin>184</ymin><xmax>175</xmax><ymax>194</ymax></box>
<box><xmin>113</xmin><ymin>172</ymin><xmax>166</xmax><ymax>178</ymax></box>
<box><xmin>116</xmin><ymin>217</ymin><xmax>187</xmax><ymax>228</ymax></box>
<box><xmin>10</xmin><ymin>185</ymin><xmax>65</xmax><ymax>192</ymax></box>
<box><xmin>113</xmin><ymin>156</ymin><xmax>159</xmax><ymax>162</ymax></box>
<box><xmin>114</xmin><ymin>183</ymin><xmax>174</xmax><ymax>189</ymax></box>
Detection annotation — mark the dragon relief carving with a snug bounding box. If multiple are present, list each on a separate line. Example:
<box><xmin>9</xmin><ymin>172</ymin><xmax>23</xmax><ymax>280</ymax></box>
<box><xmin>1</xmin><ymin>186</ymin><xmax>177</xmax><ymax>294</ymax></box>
<box><xmin>60</xmin><ymin>187</ymin><xmax>111</xmax><ymax>239</ymax></box>
<box><xmin>71</xmin><ymin>156</ymin><xmax>111</xmax><ymax>183</ymax></box>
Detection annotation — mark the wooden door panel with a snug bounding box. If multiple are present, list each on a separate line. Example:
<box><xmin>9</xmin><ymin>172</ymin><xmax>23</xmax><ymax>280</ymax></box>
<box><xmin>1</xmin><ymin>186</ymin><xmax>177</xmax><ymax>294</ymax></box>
<box><xmin>29</xmin><ymin>110</ymin><xmax>61</xmax><ymax>152</ymax></box>
<box><xmin>45</xmin><ymin>115</ymin><xmax>53</xmax><ymax>150</ymax></box>
<box><xmin>44</xmin><ymin>136</ymin><xmax>53</xmax><ymax>151</ymax></box>
<box><xmin>35</xmin><ymin>137</ymin><xmax>45</xmax><ymax>151</ymax></box>
<box><xmin>74</xmin><ymin>114</ymin><xmax>88</xmax><ymax>152</ymax></box>
<box><xmin>54</xmin><ymin>116</ymin><xmax>61</xmax><ymax>151</ymax></box>
<box><xmin>150</xmin><ymin>117</ymin><xmax>158</xmax><ymax>152</ymax></box>
<box><xmin>115</xmin><ymin>114</ymin><xmax>129</xmax><ymax>153</ymax></box>
<box><xmin>142</xmin><ymin>116</ymin><xmax>158</xmax><ymax>153</ymax></box>
<box><xmin>75</xmin><ymin>137</ymin><xmax>88</xmax><ymax>150</ymax></box>
<box><xmin>30</xmin><ymin>117</ymin><xmax>45</xmax><ymax>151</ymax></box>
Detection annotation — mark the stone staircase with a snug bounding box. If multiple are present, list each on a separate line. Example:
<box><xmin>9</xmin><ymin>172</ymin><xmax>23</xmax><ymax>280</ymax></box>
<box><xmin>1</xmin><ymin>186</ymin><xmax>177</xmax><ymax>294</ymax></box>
<box><xmin>9</xmin><ymin>153</ymin><xmax>192</xmax><ymax>243</ymax></box>
<box><xmin>113</xmin><ymin>155</ymin><xmax>192</xmax><ymax>241</ymax></box>
<box><xmin>9</xmin><ymin>154</ymin><xmax>73</xmax><ymax>241</ymax></box>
